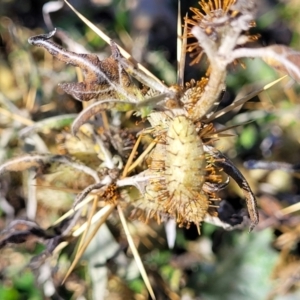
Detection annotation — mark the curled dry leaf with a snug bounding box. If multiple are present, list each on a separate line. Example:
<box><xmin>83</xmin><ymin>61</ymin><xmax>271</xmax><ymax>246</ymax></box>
<box><xmin>28</xmin><ymin>30</ymin><xmax>143</xmax><ymax>102</ymax></box>
<box><xmin>205</xmin><ymin>145</ymin><xmax>259</xmax><ymax>231</ymax></box>
<box><xmin>0</xmin><ymin>220</ymin><xmax>55</xmax><ymax>248</ymax></box>
<box><xmin>71</xmin><ymin>100</ymin><xmax>134</xmax><ymax>136</ymax></box>
<box><xmin>0</xmin><ymin>154</ymin><xmax>100</xmax><ymax>183</ymax></box>
<box><xmin>262</xmin><ymin>45</ymin><xmax>300</xmax><ymax>82</ymax></box>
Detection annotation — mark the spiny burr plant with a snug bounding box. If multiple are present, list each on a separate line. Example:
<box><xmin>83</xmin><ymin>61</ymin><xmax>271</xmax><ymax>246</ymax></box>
<box><xmin>1</xmin><ymin>0</ymin><xmax>300</xmax><ymax>299</ymax></box>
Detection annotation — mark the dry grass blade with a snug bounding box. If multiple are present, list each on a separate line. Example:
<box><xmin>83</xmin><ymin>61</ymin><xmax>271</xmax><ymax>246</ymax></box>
<box><xmin>73</xmin><ymin>182</ymin><xmax>105</xmax><ymax>208</ymax></box>
<box><xmin>63</xmin><ymin>0</ymin><xmax>163</xmax><ymax>85</ymax></box>
<box><xmin>77</xmin><ymin>196</ymin><xmax>98</xmax><ymax>253</ymax></box>
<box><xmin>279</xmin><ymin>203</ymin><xmax>300</xmax><ymax>216</ymax></box>
<box><xmin>177</xmin><ymin>1</ymin><xmax>187</xmax><ymax>87</ymax></box>
<box><xmin>122</xmin><ymin>133</ymin><xmax>142</xmax><ymax>178</ymax></box>
<box><xmin>204</xmin><ymin>76</ymin><xmax>287</xmax><ymax>123</ymax></box>
<box><xmin>54</xmin><ymin>195</ymin><xmax>95</xmax><ymax>226</ymax></box>
<box><xmin>127</xmin><ymin>140</ymin><xmax>157</xmax><ymax>174</ymax></box>
<box><xmin>117</xmin><ymin>205</ymin><xmax>156</xmax><ymax>300</ymax></box>
<box><xmin>63</xmin><ymin>196</ymin><xmax>98</xmax><ymax>283</ymax></box>
<box><xmin>0</xmin><ymin>107</ymin><xmax>34</xmax><ymax>126</ymax></box>
<box><xmin>63</xmin><ymin>203</ymin><xmax>116</xmax><ymax>283</ymax></box>
<box><xmin>72</xmin><ymin>205</ymin><xmax>114</xmax><ymax>237</ymax></box>
<box><xmin>213</xmin><ymin>121</ymin><xmax>254</xmax><ymax>135</ymax></box>
<box><xmin>177</xmin><ymin>0</ymin><xmax>182</xmax><ymax>83</ymax></box>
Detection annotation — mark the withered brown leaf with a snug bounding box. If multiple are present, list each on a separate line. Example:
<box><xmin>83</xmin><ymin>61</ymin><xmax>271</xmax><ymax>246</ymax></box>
<box><xmin>28</xmin><ymin>29</ymin><xmax>139</xmax><ymax>101</ymax></box>
<box><xmin>262</xmin><ymin>45</ymin><xmax>300</xmax><ymax>82</ymax></box>
<box><xmin>0</xmin><ymin>220</ymin><xmax>55</xmax><ymax>248</ymax></box>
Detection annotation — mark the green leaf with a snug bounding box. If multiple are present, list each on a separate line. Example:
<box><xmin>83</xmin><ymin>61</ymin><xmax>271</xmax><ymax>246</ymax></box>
<box><xmin>0</xmin><ymin>287</ymin><xmax>19</xmax><ymax>300</ymax></box>
<box><xmin>239</xmin><ymin>125</ymin><xmax>257</xmax><ymax>149</ymax></box>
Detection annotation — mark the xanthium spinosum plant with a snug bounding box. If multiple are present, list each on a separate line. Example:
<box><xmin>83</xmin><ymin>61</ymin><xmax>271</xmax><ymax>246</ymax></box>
<box><xmin>2</xmin><ymin>0</ymin><xmax>300</xmax><ymax>297</ymax></box>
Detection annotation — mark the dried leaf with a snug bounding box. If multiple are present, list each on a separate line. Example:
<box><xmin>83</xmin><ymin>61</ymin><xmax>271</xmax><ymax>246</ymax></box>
<box><xmin>0</xmin><ymin>154</ymin><xmax>100</xmax><ymax>182</ymax></box>
<box><xmin>71</xmin><ymin>100</ymin><xmax>135</xmax><ymax>136</ymax></box>
<box><xmin>0</xmin><ymin>220</ymin><xmax>55</xmax><ymax>248</ymax></box>
<box><xmin>263</xmin><ymin>45</ymin><xmax>300</xmax><ymax>82</ymax></box>
<box><xmin>19</xmin><ymin>114</ymin><xmax>77</xmax><ymax>137</ymax></box>
<box><xmin>28</xmin><ymin>30</ymin><xmax>142</xmax><ymax>102</ymax></box>
<box><xmin>205</xmin><ymin>145</ymin><xmax>259</xmax><ymax>231</ymax></box>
